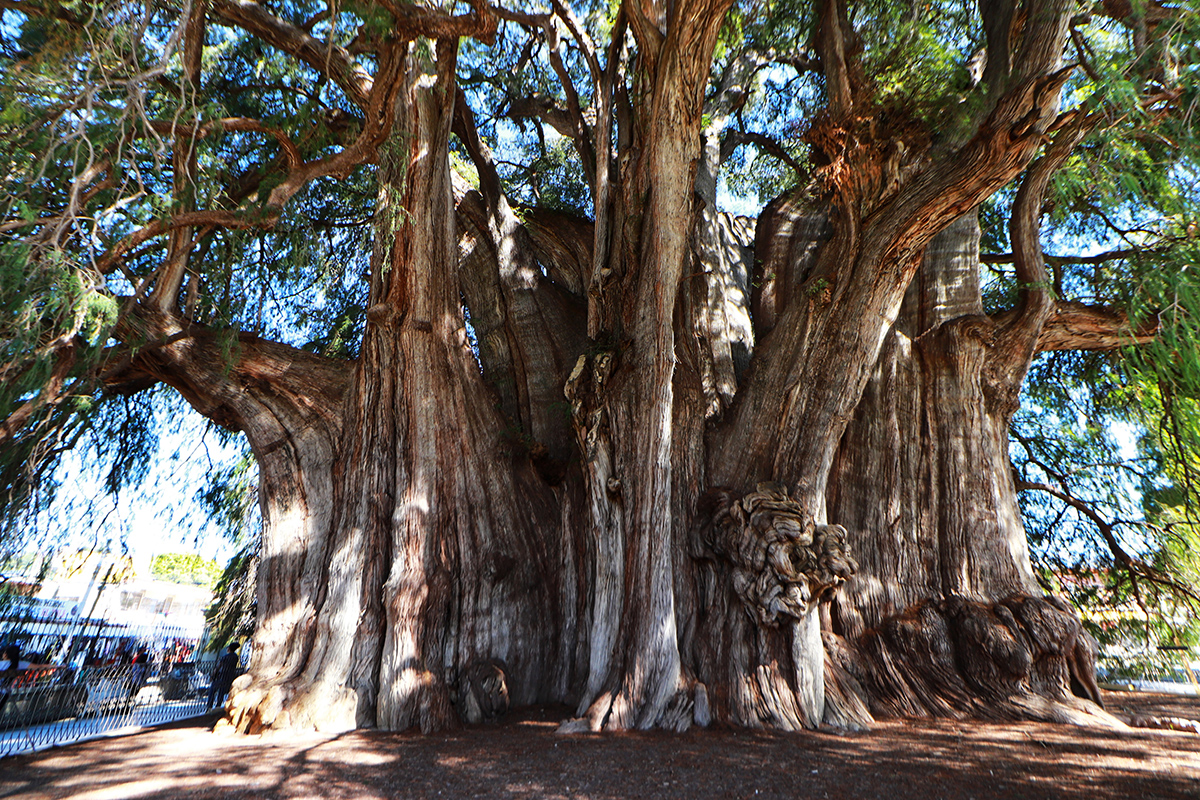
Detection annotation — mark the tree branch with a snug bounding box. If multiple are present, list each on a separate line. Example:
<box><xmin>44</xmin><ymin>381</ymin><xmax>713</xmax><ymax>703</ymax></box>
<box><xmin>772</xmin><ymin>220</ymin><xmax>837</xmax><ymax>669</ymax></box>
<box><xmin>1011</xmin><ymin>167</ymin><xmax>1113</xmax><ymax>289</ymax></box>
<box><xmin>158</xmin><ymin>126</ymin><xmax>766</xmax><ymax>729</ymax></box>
<box><xmin>209</xmin><ymin>0</ymin><xmax>373</xmax><ymax>108</ymax></box>
<box><xmin>95</xmin><ymin>210</ymin><xmax>273</xmax><ymax>275</ymax></box>
<box><xmin>385</xmin><ymin>0</ymin><xmax>496</xmax><ymax>43</ymax></box>
<box><xmin>453</xmin><ymin>87</ymin><xmax>503</xmax><ymax>207</ymax></box>
<box><xmin>588</xmin><ymin>6</ymin><xmax>626</xmax><ymax>337</ymax></box>
<box><xmin>147</xmin><ymin>118</ymin><xmax>304</xmax><ymax>169</ymax></box>
<box><xmin>153</xmin><ymin>0</ymin><xmax>208</xmax><ymax>314</ymax></box>
<box><xmin>816</xmin><ymin>0</ymin><xmax>854</xmax><ymax>118</ymax></box>
<box><xmin>493</xmin><ymin>4</ymin><xmax>598</xmax><ymax>192</ymax></box>
<box><xmin>979</xmin><ymin>0</ymin><xmax>1016</xmax><ymax>93</ymax></box>
<box><xmin>721</xmin><ymin>129</ymin><xmax>804</xmax><ymax>179</ymax></box>
<box><xmin>0</xmin><ymin>340</ymin><xmax>77</xmax><ymax>447</ymax></box>
<box><xmin>993</xmin><ymin>113</ymin><xmax>1097</xmax><ymax>359</ymax></box>
<box><xmin>623</xmin><ymin>0</ymin><xmax>665</xmax><ymax>63</ymax></box>
<box><xmin>1016</xmin><ymin>476</ymin><xmax>1200</xmax><ymax>604</ymax></box>
<box><xmin>109</xmin><ymin>306</ymin><xmax>351</xmax><ymax>437</ymax></box>
<box><xmin>981</xmin><ymin>248</ymin><xmax>1141</xmax><ymax>267</ymax></box>
<box><xmin>1027</xmin><ymin>301</ymin><xmax>1159</xmax><ymax>351</ymax></box>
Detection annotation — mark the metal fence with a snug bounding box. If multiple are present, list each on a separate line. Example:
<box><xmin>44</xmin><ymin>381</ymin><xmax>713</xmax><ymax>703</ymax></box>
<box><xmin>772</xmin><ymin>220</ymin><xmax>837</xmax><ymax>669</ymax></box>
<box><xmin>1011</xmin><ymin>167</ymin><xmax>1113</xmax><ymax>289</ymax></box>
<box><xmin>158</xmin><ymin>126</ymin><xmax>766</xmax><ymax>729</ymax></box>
<box><xmin>0</xmin><ymin>659</ymin><xmax>220</xmax><ymax>757</ymax></box>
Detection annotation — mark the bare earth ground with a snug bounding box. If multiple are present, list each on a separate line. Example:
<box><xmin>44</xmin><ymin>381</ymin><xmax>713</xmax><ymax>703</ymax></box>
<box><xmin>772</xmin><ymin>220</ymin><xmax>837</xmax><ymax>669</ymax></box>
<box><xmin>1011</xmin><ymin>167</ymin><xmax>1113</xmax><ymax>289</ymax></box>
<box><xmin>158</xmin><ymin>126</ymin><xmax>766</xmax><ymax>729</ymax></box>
<box><xmin>1</xmin><ymin>691</ymin><xmax>1198</xmax><ymax>800</ymax></box>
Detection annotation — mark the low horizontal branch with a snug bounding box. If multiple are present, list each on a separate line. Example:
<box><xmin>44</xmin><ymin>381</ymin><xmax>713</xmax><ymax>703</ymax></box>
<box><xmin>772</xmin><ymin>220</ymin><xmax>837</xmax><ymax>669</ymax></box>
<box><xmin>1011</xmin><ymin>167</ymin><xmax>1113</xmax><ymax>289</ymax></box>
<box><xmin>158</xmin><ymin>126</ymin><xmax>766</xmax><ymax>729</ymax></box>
<box><xmin>981</xmin><ymin>248</ymin><xmax>1140</xmax><ymax>267</ymax></box>
<box><xmin>990</xmin><ymin>301</ymin><xmax>1158</xmax><ymax>352</ymax></box>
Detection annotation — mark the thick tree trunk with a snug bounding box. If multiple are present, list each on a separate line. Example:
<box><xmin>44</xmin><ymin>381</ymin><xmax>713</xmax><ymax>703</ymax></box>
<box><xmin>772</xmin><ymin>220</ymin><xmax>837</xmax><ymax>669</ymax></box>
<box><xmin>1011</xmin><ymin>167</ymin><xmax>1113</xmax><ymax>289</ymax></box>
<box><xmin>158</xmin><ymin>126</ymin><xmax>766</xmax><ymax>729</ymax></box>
<box><xmin>825</xmin><ymin>214</ymin><xmax>1114</xmax><ymax>726</ymax></box>
<box><xmin>217</xmin><ymin>39</ymin><xmax>576</xmax><ymax>734</ymax></box>
<box><xmin>562</xmin><ymin>0</ymin><xmax>737</xmax><ymax>731</ymax></box>
<box><xmin>67</xmin><ymin>0</ymin><xmax>1161</xmax><ymax>743</ymax></box>
<box><xmin>112</xmin><ymin>311</ymin><xmax>350</xmax><ymax>728</ymax></box>
<box><xmin>140</xmin><ymin>0</ymin><xmax>1118</xmax><ymax>738</ymax></box>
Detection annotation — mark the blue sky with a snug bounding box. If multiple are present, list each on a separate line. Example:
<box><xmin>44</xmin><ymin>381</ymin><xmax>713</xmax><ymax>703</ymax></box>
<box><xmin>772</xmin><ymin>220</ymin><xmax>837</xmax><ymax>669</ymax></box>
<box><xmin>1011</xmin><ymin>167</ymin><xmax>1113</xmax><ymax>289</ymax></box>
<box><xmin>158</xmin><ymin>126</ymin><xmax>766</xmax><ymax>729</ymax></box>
<box><xmin>36</xmin><ymin>405</ymin><xmax>240</xmax><ymax>568</ymax></box>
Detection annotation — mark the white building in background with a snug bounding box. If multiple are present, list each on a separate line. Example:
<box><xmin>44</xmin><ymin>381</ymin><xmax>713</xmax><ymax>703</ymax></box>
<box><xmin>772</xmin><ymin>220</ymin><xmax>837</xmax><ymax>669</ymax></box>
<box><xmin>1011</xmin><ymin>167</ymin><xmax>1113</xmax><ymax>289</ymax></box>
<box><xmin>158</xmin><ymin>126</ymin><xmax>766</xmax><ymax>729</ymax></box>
<box><xmin>76</xmin><ymin>577</ymin><xmax>211</xmax><ymax>643</ymax></box>
<box><xmin>3</xmin><ymin>550</ymin><xmax>214</xmax><ymax>661</ymax></box>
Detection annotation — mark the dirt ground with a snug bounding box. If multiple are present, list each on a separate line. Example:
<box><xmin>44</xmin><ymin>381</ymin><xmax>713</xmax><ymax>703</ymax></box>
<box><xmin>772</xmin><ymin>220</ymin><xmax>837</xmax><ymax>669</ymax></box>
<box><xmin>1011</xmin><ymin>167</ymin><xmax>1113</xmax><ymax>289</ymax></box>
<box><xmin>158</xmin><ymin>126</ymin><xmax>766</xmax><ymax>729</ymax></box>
<box><xmin>1</xmin><ymin>691</ymin><xmax>1198</xmax><ymax>800</ymax></box>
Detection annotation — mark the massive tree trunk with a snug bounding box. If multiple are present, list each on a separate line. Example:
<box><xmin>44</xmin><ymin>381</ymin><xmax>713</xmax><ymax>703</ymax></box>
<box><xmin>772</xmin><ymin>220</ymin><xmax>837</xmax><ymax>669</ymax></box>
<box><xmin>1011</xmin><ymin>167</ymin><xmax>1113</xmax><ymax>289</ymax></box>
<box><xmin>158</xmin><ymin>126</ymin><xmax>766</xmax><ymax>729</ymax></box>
<box><xmin>826</xmin><ymin>213</ymin><xmax>1113</xmax><ymax>727</ymax></box>
<box><xmin>102</xmin><ymin>0</ymin><xmax>1129</xmax><ymax>736</ymax></box>
<box><xmin>179</xmin><ymin>37</ymin><xmax>580</xmax><ymax>734</ymax></box>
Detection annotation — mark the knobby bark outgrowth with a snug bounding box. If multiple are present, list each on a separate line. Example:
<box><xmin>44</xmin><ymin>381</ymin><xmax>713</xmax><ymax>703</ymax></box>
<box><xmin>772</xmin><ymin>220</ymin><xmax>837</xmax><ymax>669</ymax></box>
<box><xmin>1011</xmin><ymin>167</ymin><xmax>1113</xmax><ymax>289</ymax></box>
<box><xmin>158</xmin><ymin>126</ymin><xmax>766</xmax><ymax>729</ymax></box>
<box><xmin>80</xmin><ymin>0</ymin><xmax>1165</xmax><ymax>736</ymax></box>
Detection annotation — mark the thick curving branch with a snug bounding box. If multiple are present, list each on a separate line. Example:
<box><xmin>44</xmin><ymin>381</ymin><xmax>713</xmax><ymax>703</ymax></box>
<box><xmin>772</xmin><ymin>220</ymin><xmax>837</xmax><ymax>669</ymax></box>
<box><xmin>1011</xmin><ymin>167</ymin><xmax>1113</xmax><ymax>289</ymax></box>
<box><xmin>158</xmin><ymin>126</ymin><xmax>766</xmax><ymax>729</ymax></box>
<box><xmin>210</xmin><ymin>0</ymin><xmax>373</xmax><ymax>108</ymax></box>
<box><xmin>986</xmin><ymin>113</ymin><xmax>1098</xmax><ymax>404</ymax></box>
<box><xmin>1031</xmin><ymin>302</ymin><xmax>1159</xmax><ymax>351</ymax></box>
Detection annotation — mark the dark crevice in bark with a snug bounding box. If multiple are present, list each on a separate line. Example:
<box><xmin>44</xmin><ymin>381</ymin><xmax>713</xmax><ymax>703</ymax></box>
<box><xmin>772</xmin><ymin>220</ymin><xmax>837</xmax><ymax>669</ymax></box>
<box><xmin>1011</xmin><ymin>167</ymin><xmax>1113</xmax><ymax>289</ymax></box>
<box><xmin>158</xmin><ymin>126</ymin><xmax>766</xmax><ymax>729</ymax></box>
<box><xmin>452</xmin><ymin>89</ymin><xmax>588</xmax><ymax>475</ymax></box>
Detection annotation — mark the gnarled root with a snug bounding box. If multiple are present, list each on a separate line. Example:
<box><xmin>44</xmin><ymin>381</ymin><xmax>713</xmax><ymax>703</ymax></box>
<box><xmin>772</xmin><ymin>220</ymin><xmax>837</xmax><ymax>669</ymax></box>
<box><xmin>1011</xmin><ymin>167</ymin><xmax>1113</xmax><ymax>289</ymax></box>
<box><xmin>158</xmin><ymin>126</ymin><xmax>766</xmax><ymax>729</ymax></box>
<box><xmin>218</xmin><ymin>668</ymin><xmax>359</xmax><ymax>735</ymax></box>
<box><xmin>692</xmin><ymin>484</ymin><xmax>860</xmax><ymax>731</ymax></box>
<box><xmin>840</xmin><ymin>594</ymin><xmax>1125</xmax><ymax>729</ymax></box>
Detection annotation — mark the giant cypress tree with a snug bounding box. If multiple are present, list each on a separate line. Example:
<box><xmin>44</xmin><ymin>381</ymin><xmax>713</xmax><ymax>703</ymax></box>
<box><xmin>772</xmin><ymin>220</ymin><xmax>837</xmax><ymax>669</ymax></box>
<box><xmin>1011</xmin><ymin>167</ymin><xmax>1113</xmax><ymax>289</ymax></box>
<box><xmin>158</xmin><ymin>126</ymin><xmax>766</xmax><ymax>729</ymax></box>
<box><xmin>2</xmin><ymin>0</ymin><xmax>1197</xmax><ymax>732</ymax></box>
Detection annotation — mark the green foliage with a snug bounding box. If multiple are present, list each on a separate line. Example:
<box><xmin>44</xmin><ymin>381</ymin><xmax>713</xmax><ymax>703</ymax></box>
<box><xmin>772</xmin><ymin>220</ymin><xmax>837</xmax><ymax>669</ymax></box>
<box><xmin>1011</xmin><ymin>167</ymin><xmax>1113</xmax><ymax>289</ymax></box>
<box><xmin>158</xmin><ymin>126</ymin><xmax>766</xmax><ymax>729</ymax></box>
<box><xmin>0</xmin><ymin>0</ymin><xmax>374</xmax><ymax>549</ymax></box>
<box><xmin>855</xmin><ymin>0</ymin><xmax>978</xmax><ymax>127</ymax></box>
<box><xmin>204</xmin><ymin>545</ymin><xmax>257</xmax><ymax>651</ymax></box>
<box><xmin>1000</xmin><ymin>4</ymin><xmax>1200</xmax><ymax>668</ymax></box>
<box><xmin>195</xmin><ymin>452</ymin><xmax>259</xmax><ymax>549</ymax></box>
<box><xmin>149</xmin><ymin>552</ymin><xmax>223</xmax><ymax>587</ymax></box>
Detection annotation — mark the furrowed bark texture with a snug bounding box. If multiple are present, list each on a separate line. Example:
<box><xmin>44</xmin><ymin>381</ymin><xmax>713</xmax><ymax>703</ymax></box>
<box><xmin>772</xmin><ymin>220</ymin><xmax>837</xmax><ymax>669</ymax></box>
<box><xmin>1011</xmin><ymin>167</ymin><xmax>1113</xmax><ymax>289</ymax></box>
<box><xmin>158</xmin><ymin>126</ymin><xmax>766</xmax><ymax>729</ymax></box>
<box><xmin>825</xmin><ymin>214</ymin><xmax>1115</xmax><ymax>727</ymax></box>
<box><xmin>112</xmin><ymin>310</ymin><xmax>349</xmax><ymax>719</ymax></box>
<box><xmin>216</xmin><ymin>39</ymin><xmax>574</xmax><ymax>734</ymax></box>
<box><xmin>563</xmin><ymin>0</ymin><xmax>737</xmax><ymax>732</ymax></box>
<box><xmin>692</xmin><ymin>0</ymin><xmax>1095</xmax><ymax>730</ymax></box>
<box><xmin>112</xmin><ymin>0</ymin><xmax>1133</xmax><ymax>737</ymax></box>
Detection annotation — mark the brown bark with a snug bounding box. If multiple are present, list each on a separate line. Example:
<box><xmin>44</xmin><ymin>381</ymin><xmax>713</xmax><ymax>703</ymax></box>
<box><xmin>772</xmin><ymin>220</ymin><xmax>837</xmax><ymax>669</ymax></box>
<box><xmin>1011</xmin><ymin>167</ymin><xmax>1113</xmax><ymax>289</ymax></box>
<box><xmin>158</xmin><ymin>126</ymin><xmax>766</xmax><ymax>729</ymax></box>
<box><xmin>84</xmin><ymin>0</ymin><xmax>1139</xmax><ymax>739</ymax></box>
<box><xmin>825</xmin><ymin>213</ymin><xmax>1116</xmax><ymax>727</ymax></box>
<box><xmin>561</xmin><ymin>0</ymin><xmax>736</xmax><ymax>732</ymax></box>
<box><xmin>452</xmin><ymin>92</ymin><xmax>587</xmax><ymax>472</ymax></box>
<box><xmin>102</xmin><ymin>311</ymin><xmax>350</xmax><ymax>725</ymax></box>
<box><xmin>218</xmin><ymin>37</ymin><xmax>575</xmax><ymax>735</ymax></box>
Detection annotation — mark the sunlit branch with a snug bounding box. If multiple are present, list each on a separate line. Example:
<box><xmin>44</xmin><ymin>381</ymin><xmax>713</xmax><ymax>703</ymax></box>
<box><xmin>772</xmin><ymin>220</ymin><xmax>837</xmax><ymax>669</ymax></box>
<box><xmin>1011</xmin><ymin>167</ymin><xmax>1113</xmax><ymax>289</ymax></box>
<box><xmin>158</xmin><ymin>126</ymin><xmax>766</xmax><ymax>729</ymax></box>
<box><xmin>991</xmin><ymin>112</ymin><xmax>1098</xmax><ymax>376</ymax></box>
<box><xmin>721</xmin><ymin>129</ymin><xmax>804</xmax><ymax>180</ymax></box>
<box><xmin>382</xmin><ymin>0</ymin><xmax>496</xmax><ymax>42</ymax></box>
<box><xmin>622</xmin><ymin>0</ymin><xmax>665</xmax><ymax>62</ymax></box>
<box><xmin>1016</xmin><ymin>475</ymin><xmax>1200</xmax><ymax>605</ymax></box>
<box><xmin>1030</xmin><ymin>301</ymin><xmax>1159</xmax><ymax>351</ymax></box>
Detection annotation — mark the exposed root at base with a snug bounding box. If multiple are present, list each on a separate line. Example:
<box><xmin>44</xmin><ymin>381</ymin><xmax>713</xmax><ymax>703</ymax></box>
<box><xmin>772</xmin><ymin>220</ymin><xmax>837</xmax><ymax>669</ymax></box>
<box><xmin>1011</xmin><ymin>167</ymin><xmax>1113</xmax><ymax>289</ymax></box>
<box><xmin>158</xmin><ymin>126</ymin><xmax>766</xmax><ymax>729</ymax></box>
<box><xmin>1128</xmin><ymin>715</ymin><xmax>1200</xmax><ymax>734</ymax></box>
<box><xmin>218</xmin><ymin>675</ymin><xmax>358</xmax><ymax>735</ymax></box>
<box><xmin>832</xmin><ymin>593</ymin><xmax>1124</xmax><ymax>730</ymax></box>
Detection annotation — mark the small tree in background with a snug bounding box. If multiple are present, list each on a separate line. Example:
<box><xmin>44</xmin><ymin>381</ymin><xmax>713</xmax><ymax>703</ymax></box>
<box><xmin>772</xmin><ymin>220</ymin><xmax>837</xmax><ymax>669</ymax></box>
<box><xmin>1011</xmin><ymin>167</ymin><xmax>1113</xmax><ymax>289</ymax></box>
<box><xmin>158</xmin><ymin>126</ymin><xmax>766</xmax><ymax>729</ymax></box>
<box><xmin>150</xmin><ymin>553</ymin><xmax>222</xmax><ymax>588</ymax></box>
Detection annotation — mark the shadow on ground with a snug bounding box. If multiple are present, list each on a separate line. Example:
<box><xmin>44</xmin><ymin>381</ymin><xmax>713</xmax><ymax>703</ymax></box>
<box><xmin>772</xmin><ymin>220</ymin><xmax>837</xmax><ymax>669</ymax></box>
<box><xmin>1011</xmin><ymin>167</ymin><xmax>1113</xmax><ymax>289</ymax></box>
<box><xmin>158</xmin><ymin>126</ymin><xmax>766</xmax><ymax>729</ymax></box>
<box><xmin>1</xmin><ymin>693</ymin><xmax>1197</xmax><ymax>800</ymax></box>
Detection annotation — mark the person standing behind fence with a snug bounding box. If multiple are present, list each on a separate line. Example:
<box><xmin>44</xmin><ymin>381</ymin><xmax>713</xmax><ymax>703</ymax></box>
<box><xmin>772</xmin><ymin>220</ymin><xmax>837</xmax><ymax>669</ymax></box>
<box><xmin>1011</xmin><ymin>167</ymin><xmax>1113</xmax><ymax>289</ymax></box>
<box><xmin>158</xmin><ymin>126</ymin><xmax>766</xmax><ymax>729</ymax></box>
<box><xmin>128</xmin><ymin>646</ymin><xmax>150</xmax><ymax>698</ymax></box>
<box><xmin>0</xmin><ymin>644</ymin><xmax>31</xmax><ymax>715</ymax></box>
<box><xmin>206</xmin><ymin>643</ymin><xmax>240</xmax><ymax>711</ymax></box>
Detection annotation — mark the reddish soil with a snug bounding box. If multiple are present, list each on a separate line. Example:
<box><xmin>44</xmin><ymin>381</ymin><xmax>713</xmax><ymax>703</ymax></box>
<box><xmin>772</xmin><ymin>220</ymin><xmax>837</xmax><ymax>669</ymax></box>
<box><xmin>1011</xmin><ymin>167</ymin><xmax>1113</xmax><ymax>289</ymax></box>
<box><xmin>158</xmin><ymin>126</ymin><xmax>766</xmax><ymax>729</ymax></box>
<box><xmin>1</xmin><ymin>691</ymin><xmax>1197</xmax><ymax>800</ymax></box>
